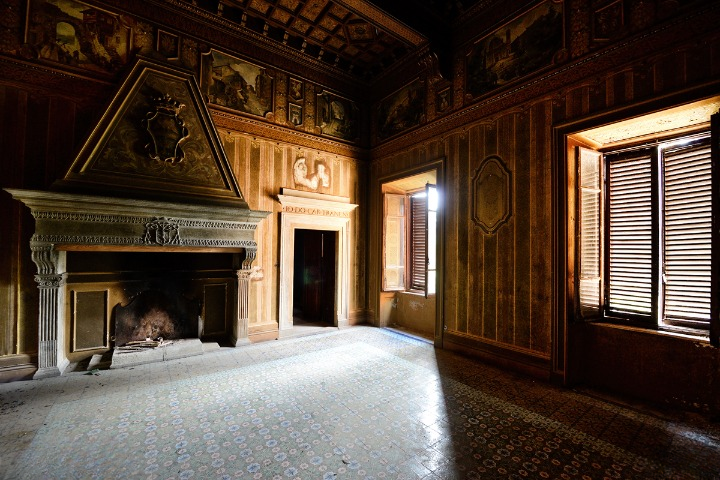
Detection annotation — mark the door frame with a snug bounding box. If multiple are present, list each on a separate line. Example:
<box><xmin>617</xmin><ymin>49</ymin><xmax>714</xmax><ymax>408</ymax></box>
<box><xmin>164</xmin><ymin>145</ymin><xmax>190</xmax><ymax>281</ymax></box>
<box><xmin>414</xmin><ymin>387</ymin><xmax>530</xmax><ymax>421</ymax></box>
<box><xmin>277</xmin><ymin>189</ymin><xmax>357</xmax><ymax>334</ymax></box>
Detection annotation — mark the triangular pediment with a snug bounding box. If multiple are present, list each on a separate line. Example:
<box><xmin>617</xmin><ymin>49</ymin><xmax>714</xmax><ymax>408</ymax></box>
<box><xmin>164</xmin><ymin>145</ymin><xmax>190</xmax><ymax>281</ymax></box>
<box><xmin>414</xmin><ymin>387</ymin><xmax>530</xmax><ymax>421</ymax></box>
<box><xmin>55</xmin><ymin>57</ymin><xmax>248</xmax><ymax>208</ymax></box>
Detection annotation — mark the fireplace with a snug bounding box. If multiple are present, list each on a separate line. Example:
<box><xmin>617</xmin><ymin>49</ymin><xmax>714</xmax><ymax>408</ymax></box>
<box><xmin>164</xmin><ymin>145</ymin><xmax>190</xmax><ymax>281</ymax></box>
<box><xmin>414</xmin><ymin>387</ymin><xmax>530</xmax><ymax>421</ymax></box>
<box><xmin>5</xmin><ymin>58</ymin><xmax>269</xmax><ymax>378</ymax></box>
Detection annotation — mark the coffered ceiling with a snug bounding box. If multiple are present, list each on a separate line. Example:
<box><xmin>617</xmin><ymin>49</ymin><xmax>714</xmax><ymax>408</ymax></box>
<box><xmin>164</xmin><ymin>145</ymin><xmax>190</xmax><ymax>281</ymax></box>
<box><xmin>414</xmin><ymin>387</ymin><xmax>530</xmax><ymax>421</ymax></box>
<box><xmin>201</xmin><ymin>0</ymin><xmax>487</xmax><ymax>81</ymax></box>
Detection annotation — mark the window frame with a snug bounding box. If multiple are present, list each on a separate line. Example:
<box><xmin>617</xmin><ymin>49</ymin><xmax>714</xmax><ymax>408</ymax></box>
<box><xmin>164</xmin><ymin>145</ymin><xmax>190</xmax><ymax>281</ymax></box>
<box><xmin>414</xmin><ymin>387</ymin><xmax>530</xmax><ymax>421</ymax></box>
<box><xmin>577</xmin><ymin>129</ymin><xmax>717</xmax><ymax>336</ymax></box>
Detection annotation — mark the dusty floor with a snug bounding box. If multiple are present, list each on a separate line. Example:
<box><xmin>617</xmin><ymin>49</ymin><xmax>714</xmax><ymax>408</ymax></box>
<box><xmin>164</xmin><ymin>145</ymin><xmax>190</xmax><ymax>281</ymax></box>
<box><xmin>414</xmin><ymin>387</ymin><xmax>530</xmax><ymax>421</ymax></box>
<box><xmin>1</xmin><ymin>326</ymin><xmax>719</xmax><ymax>479</ymax></box>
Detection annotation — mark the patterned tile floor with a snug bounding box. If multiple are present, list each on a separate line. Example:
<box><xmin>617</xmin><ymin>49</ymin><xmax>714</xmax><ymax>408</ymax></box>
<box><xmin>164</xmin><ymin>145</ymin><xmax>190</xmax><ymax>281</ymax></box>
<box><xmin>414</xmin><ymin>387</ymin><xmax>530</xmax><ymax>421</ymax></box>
<box><xmin>1</xmin><ymin>326</ymin><xmax>719</xmax><ymax>479</ymax></box>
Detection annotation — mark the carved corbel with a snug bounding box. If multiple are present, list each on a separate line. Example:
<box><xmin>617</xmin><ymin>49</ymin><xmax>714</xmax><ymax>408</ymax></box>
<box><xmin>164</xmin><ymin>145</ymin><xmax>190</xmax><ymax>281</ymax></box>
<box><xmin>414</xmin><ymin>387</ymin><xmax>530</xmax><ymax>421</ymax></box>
<box><xmin>30</xmin><ymin>242</ymin><xmax>66</xmax><ymax>285</ymax></box>
<box><xmin>241</xmin><ymin>245</ymin><xmax>258</xmax><ymax>270</ymax></box>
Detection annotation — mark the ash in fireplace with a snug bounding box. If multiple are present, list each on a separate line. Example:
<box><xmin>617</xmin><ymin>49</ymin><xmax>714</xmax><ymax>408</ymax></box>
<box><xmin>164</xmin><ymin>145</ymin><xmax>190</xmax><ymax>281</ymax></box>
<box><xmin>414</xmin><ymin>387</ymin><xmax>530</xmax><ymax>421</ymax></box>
<box><xmin>113</xmin><ymin>288</ymin><xmax>200</xmax><ymax>348</ymax></box>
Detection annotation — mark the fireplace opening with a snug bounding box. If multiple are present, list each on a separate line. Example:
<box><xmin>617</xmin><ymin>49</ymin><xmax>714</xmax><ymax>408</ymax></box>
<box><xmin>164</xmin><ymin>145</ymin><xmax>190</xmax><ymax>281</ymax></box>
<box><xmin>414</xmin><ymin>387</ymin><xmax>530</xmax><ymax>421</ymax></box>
<box><xmin>65</xmin><ymin>251</ymin><xmax>238</xmax><ymax>365</ymax></box>
<box><xmin>113</xmin><ymin>287</ymin><xmax>201</xmax><ymax>347</ymax></box>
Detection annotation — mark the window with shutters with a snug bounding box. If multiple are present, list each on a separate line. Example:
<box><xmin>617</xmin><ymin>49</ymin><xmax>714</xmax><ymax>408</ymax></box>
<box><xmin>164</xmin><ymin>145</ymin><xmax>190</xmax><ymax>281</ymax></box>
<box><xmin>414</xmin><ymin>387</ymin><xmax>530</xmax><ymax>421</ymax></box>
<box><xmin>382</xmin><ymin>184</ymin><xmax>437</xmax><ymax>297</ymax></box>
<box><xmin>578</xmin><ymin>131</ymin><xmax>714</xmax><ymax>331</ymax></box>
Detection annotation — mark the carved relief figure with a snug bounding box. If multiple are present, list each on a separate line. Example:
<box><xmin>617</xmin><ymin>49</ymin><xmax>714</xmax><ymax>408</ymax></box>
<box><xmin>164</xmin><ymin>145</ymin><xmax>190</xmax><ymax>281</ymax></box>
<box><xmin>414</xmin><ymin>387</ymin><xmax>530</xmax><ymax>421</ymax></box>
<box><xmin>293</xmin><ymin>157</ymin><xmax>330</xmax><ymax>191</ymax></box>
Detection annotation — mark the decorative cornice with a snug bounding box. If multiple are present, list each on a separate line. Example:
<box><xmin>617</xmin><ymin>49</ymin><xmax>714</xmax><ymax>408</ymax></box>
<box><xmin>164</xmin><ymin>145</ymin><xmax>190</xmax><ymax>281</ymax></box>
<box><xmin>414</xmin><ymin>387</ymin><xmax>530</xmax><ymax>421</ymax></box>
<box><xmin>211</xmin><ymin>109</ymin><xmax>368</xmax><ymax>160</ymax></box>
<box><xmin>0</xmin><ymin>55</ymin><xmax>114</xmax><ymax>101</ymax></box>
<box><xmin>31</xmin><ymin>234</ymin><xmax>258</xmax><ymax>249</ymax></box>
<box><xmin>32</xmin><ymin>211</ymin><xmax>258</xmax><ymax>230</ymax></box>
<box><xmin>277</xmin><ymin>189</ymin><xmax>358</xmax><ymax>218</ymax></box>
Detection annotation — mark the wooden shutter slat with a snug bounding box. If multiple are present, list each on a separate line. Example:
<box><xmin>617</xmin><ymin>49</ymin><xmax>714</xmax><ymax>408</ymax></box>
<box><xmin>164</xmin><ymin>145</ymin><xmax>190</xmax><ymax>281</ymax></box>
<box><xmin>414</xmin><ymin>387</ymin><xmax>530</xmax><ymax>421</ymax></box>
<box><xmin>607</xmin><ymin>152</ymin><xmax>654</xmax><ymax>316</ymax></box>
<box><xmin>663</xmin><ymin>143</ymin><xmax>712</xmax><ymax>324</ymax></box>
<box><xmin>409</xmin><ymin>194</ymin><xmax>427</xmax><ymax>291</ymax></box>
<box><xmin>578</xmin><ymin>147</ymin><xmax>603</xmax><ymax>316</ymax></box>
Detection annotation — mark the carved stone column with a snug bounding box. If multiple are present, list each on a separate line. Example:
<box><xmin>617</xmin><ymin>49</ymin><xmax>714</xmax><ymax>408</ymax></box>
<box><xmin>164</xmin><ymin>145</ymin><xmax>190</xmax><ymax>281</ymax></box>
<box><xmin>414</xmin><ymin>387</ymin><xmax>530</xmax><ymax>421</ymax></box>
<box><xmin>30</xmin><ymin>243</ymin><xmax>68</xmax><ymax>379</ymax></box>
<box><xmin>232</xmin><ymin>247</ymin><xmax>262</xmax><ymax>346</ymax></box>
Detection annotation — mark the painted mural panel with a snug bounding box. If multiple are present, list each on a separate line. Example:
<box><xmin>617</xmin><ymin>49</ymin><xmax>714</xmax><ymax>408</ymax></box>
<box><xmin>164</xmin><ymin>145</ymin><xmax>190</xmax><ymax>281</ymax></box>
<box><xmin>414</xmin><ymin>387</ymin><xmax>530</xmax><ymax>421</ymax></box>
<box><xmin>377</xmin><ymin>79</ymin><xmax>425</xmax><ymax>140</ymax></box>
<box><xmin>316</xmin><ymin>91</ymin><xmax>358</xmax><ymax>141</ymax></box>
<box><xmin>25</xmin><ymin>0</ymin><xmax>133</xmax><ymax>74</ymax></box>
<box><xmin>202</xmin><ymin>50</ymin><xmax>274</xmax><ymax>118</ymax></box>
<box><xmin>466</xmin><ymin>0</ymin><xmax>563</xmax><ymax>99</ymax></box>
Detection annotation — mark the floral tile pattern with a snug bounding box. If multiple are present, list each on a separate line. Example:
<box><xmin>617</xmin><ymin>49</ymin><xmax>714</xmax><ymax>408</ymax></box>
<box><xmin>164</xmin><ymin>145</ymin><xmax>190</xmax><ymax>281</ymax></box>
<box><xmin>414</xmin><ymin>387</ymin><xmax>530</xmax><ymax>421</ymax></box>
<box><xmin>1</xmin><ymin>327</ymin><xmax>719</xmax><ymax>479</ymax></box>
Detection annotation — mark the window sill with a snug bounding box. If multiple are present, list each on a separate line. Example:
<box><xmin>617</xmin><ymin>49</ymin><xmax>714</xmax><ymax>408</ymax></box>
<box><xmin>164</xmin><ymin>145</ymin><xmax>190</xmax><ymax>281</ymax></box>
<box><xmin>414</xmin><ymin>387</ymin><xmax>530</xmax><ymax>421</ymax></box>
<box><xmin>592</xmin><ymin>321</ymin><xmax>711</xmax><ymax>343</ymax></box>
<box><xmin>400</xmin><ymin>290</ymin><xmax>435</xmax><ymax>298</ymax></box>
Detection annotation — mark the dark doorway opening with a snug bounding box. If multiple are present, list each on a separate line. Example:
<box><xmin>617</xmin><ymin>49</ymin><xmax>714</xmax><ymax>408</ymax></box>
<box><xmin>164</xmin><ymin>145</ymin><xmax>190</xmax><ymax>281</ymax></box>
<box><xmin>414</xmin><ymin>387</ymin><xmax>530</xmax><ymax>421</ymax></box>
<box><xmin>293</xmin><ymin>229</ymin><xmax>336</xmax><ymax>327</ymax></box>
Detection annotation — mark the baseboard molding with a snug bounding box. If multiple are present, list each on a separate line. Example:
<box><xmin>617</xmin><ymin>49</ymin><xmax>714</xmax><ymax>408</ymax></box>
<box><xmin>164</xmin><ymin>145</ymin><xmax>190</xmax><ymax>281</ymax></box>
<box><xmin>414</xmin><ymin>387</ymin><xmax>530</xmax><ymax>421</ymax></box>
<box><xmin>347</xmin><ymin>309</ymin><xmax>368</xmax><ymax>326</ymax></box>
<box><xmin>442</xmin><ymin>332</ymin><xmax>551</xmax><ymax>380</ymax></box>
<box><xmin>249</xmin><ymin>322</ymin><xmax>279</xmax><ymax>343</ymax></box>
<box><xmin>0</xmin><ymin>354</ymin><xmax>37</xmax><ymax>383</ymax></box>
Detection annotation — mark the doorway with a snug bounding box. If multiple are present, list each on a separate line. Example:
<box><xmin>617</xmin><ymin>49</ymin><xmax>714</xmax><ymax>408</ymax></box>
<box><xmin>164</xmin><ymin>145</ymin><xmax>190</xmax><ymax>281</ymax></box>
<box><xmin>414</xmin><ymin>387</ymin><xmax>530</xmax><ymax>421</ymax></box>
<box><xmin>293</xmin><ymin>229</ymin><xmax>336</xmax><ymax>326</ymax></box>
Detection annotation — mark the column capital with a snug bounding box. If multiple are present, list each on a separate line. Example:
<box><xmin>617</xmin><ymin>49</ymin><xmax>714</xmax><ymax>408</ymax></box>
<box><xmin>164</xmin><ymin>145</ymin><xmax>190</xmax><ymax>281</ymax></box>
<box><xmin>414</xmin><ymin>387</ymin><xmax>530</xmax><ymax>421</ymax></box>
<box><xmin>236</xmin><ymin>266</ymin><xmax>263</xmax><ymax>281</ymax></box>
<box><xmin>34</xmin><ymin>273</ymin><xmax>67</xmax><ymax>288</ymax></box>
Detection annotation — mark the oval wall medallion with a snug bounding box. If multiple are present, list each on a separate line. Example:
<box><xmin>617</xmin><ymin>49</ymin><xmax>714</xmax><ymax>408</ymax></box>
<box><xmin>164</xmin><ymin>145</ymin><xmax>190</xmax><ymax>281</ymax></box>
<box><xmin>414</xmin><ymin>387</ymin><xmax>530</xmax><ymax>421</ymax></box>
<box><xmin>472</xmin><ymin>156</ymin><xmax>512</xmax><ymax>234</ymax></box>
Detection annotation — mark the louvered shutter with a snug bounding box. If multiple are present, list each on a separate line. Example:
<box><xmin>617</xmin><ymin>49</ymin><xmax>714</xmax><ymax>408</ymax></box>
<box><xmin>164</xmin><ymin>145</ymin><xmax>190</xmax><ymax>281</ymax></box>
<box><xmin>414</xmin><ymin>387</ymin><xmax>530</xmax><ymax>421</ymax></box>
<box><xmin>578</xmin><ymin>147</ymin><xmax>603</xmax><ymax>317</ymax></box>
<box><xmin>383</xmin><ymin>193</ymin><xmax>406</xmax><ymax>291</ymax></box>
<box><xmin>711</xmin><ymin>112</ymin><xmax>720</xmax><ymax>347</ymax></box>
<box><xmin>426</xmin><ymin>185</ymin><xmax>437</xmax><ymax>297</ymax></box>
<box><xmin>662</xmin><ymin>141</ymin><xmax>712</xmax><ymax>327</ymax></box>
<box><xmin>606</xmin><ymin>151</ymin><xmax>655</xmax><ymax>318</ymax></box>
<box><xmin>409</xmin><ymin>194</ymin><xmax>427</xmax><ymax>291</ymax></box>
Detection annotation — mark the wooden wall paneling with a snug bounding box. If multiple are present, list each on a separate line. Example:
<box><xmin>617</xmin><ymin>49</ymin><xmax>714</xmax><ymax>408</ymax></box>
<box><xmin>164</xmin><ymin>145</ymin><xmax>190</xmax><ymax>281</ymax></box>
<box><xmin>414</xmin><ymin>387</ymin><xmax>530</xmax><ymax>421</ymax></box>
<box><xmin>0</xmin><ymin>85</ymin><xmax>13</xmax><ymax>357</ymax></box>
<box><xmin>249</xmin><ymin>141</ymin><xmax>262</xmax><ymax>207</ymax></box>
<box><xmin>632</xmin><ymin>62</ymin><xmax>653</xmax><ymax>102</ymax></box>
<box><xmin>712</xmin><ymin>37</ymin><xmax>720</xmax><ymax>78</ymax></box>
<box><xmin>552</xmin><ymin>94</ymin><xmax>567</xmax><ymax>125</ymax></box>
<box><xmin>444</xmin><ymin>134</ymin><xmax>459</xmax><ymax>333</ymax></box>
<box><xmin>482</xmin><ymin>224</ymin><xmax>497</xmax><ymax>340</ymax></box>
<box><xmin>531</xmin><ymin>100</ymin><xmax>553</xmax><ymax>356</ymax></box>
<box><xmin>25</xmin><ymin>94</ymin><xmax>49</xmax><ymax>189</ymax></box>
<box><xmin>514</xmin><ymin>109</ymin><xmax>532</xmax><ymax>350</ymax></box>
<box><xmin>481</xmin><ymin>122</ymin><xmax>499</xmax><ymax>340</ymax></box>
<box><xmin>622</xmin><ymin>69</ymin><xmax>634</xmax><ymax>106</ymax></box>
<box><xmin>588</xmin><ymin>79</ymin><xmax>607</xmax><ymax>117</ymax></box>
<box><xmin>46</xmin><ymin>98</ymin><xmax>77</xmax><ymax>188</ymax></box>
<box><xmin>654</xmin><ymin>50</ymin><xmax>686</xmax><ymax>93</ymax></box>
<box><xmin>496</xmin><ymin>114</ymin><xmax>516</xmax><ymax>345</ymax></box>
<box><xmin>686</xmin><ymin>42</ymin><xmax>713</xmax><ymax>85</ymax></box>
<box><xmin>267</xmin><ymin>145</ymin><xmax>283</xmax><ymax>325</ymax></box>
<box><xmin>566</xmin><ymin>86</ymin><xmax>586</xmax><ymax>121</ymax></box>
<box><xmin>467</xmin><ymin>126</ymin><xmax>483</xmax><ymax>338</ymax></box>
<box><xmin>368</xmin><ymin>162</ymin><xmax>381</xmax><ymax>325</ymax></box>
<box><xmin>456</xmin><ymin>131</ymin><xmax>470</xmax><ymax>334</ymax></box>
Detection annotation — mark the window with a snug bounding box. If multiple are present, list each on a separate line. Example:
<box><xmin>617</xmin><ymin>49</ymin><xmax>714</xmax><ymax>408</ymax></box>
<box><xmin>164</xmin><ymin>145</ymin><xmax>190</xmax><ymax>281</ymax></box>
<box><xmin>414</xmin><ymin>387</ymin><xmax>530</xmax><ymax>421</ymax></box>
<box><xmin>578</xmin><ymin>131</ymin><xmax>715</xmax><ymax>332</ymax></box>
<box><xmin>383</xmin><ymin>184</ymin><xmax>437</xmax><ymax>296</ymax></box>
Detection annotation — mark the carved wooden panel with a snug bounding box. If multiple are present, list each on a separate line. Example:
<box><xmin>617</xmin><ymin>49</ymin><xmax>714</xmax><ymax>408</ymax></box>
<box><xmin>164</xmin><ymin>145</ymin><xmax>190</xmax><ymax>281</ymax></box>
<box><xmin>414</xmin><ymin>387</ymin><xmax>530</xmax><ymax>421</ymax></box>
<box><xmin>72</xmin><ymin>289</ymin><xmax>108</xmax><ymax>351</ymax></box>
<box><xmin>202</xmin><ymin>283</ymin><xmax>229</xmax><ymax>337</ymax></box>
<box><xmin>472</xmin><ymin>156</ymin><xmax>512</xmax><ymax>234</ymax></box>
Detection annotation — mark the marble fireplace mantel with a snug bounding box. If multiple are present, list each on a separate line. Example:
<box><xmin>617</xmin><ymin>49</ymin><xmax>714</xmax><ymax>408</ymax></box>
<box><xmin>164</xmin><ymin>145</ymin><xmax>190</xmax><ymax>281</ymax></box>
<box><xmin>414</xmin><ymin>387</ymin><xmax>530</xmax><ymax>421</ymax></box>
<box><xmin>5</xmin><ymin>188</ymin><xmax>269</xmax><ymax>379</ymax></box>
